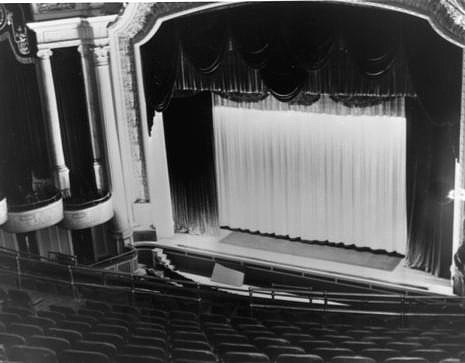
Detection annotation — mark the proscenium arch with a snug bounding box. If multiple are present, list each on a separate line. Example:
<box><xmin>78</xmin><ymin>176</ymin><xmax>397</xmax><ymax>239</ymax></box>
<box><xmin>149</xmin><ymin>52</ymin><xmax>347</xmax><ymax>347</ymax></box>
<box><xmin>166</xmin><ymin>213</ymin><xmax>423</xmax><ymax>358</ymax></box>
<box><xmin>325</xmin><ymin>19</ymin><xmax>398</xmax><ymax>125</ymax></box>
<box><xmin>108</xmin><ymin>1</ymin><xmax>465</xmax><ymax>254</ymax></box>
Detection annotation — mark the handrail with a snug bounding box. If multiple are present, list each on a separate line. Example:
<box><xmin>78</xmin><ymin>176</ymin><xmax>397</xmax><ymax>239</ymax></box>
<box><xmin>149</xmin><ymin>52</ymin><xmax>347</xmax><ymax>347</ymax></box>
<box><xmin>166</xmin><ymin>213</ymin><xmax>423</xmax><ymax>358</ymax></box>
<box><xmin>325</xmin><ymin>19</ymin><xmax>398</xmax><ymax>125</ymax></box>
<box><xmin>90</xmin><ymin>248</ymin><xmax>137</xmax><ymax>268</ymax></box>
<box><xmin>63</xmin><ymin>192</ymin><xmax>111</xmax><ymax>210</ymax></box>
<box><xmin>7</xmin><ymin>190</ymin><xmax>61</xmax><ymax>212</ymax></box>
<box><xmin>1</xmin><ymin>246</ymin><xmax>464</xmax><ymax>316</ymax></box>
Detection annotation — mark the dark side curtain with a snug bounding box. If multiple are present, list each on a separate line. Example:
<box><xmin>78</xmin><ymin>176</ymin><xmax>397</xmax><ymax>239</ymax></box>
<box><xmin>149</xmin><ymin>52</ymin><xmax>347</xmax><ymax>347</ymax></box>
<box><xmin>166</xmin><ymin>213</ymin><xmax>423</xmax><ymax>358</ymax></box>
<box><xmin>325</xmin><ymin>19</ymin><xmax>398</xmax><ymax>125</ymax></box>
<box><xmin>406</xmin><ymin>98</ymin><xmax>458</xmax><ymax>278</ymax></box>
<box><xmin>162</xmin><ymin>93</ymin><xmax>218</xmax><ymax>234</ymax></box>
<box><xmin>52</xmin><ymin>47</ymin><xmax>96</xmax><ymax>199</ymax></box>
<box><xmin>405</xmin><ymin>17</ymin><xmax>462</xmax><ymax>278</ymax></box>
<box><xmin>0</xmin><ymin>41</ymin><xmax>50</xmax><ymax>201</ymax></box>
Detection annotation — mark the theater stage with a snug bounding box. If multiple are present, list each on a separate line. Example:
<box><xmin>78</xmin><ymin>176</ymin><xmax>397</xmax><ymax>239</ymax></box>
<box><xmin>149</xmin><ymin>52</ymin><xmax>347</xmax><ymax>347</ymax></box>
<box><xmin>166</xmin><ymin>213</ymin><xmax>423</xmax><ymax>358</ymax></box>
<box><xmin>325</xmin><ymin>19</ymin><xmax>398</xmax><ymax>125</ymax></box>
<box><xmin>153</xmin><ymin>229</ymin><xmax>452</xmax><ymax>296</ymax></box>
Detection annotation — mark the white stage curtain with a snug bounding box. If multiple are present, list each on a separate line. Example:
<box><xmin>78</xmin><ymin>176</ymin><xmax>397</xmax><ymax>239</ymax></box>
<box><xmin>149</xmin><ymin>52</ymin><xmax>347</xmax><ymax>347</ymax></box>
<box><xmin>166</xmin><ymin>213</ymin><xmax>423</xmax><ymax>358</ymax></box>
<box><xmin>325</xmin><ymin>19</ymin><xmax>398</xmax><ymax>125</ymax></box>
<box><xmin>213</xmin><ymin>96</ymin><xmax>407</xmax><ymax>254</ymax></box>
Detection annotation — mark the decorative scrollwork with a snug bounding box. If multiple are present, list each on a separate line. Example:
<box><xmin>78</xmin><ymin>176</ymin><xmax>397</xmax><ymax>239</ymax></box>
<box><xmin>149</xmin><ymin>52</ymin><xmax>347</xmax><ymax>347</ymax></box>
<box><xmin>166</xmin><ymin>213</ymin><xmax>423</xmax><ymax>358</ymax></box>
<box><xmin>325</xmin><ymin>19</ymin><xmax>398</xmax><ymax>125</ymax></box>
<box><xmin>0</xmin><ymin>4</ymin><xmax>33</xmax><ymax>63</ymax></box>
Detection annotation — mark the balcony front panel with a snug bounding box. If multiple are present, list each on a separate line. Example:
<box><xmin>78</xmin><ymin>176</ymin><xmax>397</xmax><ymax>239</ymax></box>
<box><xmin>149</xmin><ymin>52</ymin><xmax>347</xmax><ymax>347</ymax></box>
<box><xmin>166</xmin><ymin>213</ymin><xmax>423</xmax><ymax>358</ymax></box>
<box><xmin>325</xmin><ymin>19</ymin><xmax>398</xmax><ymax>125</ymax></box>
<box><xmin>0</xmin><ymin>198</ymin><xmax>7</xmax><ymax>225</ymax></box>
<box><xmin>62</xmin><ymin>194</ymin><xmax>113</xmax><ymax>230</ymax></box>
<box><xmin>3</xmin><ymin>198</ymin><xmax>64</xmax><ymax>233</ymax></box>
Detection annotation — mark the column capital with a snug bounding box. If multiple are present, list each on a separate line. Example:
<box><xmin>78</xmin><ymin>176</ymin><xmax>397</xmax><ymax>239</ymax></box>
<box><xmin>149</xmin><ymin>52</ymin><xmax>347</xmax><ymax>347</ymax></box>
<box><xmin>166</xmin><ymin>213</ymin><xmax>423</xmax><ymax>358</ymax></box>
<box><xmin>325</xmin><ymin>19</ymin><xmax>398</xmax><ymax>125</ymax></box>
<box><xmin>36</xmin><ymin>48</ymin><xmax>53</xmax><ymax>59</ymax></box>
<box><xmin>77</xmin><ymin>43</ymin><xmax>91</xmax><ymax>57</ymax></box>
<box><xmin>92</xmin><ymin>45</ymin><xmax>110</xmax><ymax>67</ymax></box>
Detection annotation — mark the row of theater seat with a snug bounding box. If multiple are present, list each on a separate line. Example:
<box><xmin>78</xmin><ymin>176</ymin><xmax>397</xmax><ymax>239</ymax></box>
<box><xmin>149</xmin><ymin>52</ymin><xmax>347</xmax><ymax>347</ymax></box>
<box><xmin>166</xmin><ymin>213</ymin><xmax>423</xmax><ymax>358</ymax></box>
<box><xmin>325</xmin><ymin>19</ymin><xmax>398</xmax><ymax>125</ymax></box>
<box><xmin>0</xmin><ymin>287</ymin><xmax>464</xmax><ymax>362</ymax></box>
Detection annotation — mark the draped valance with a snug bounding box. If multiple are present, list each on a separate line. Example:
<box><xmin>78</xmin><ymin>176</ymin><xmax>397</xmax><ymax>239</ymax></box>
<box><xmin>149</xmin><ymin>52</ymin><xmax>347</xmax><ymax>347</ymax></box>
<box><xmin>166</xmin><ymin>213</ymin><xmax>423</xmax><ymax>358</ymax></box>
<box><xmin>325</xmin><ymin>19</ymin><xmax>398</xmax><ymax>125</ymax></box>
<box><xmin>141</xmin><ymin>4</ymin><xmax>415</xmax><ymax>126</ymax></box>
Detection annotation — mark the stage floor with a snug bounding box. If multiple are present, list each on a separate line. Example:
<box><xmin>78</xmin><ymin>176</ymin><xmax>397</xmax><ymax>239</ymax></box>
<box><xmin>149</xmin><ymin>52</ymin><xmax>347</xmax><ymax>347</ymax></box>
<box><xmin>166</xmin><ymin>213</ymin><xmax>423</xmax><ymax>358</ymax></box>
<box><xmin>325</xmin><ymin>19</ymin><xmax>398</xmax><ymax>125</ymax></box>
<box><xmin>155</xmin><ymin>229</ymin><xmax>452</xmax><ymax>295</ymax></box>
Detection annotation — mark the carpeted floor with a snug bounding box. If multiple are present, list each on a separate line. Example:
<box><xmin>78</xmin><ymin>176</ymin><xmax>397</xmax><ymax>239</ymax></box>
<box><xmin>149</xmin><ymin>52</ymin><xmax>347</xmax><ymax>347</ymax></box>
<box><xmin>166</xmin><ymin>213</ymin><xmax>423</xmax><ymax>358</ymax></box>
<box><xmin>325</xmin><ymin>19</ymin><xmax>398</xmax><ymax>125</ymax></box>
<box><xmin>220</xmin><ymin>231</ymin><xmax>402</xmax><ymax>271</ymax></box>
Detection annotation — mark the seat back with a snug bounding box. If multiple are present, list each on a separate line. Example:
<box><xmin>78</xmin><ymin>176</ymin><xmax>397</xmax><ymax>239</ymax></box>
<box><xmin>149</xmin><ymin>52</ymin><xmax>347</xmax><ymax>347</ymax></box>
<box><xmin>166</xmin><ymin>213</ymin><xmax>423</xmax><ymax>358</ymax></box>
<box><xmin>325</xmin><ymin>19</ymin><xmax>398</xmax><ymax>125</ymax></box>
<box><xmin>217</xmin><ymin>343</ymin><xmax>258</xmax><ymax>355</ymax></box>
<box><xmin>0</xmin><ymin>332</ymin><xmax>25</xmax><ymax>349</ymax></box>
<box><xmin>9</xmin><ymin>322</ymin><xmax>44</xmax><ymax>338</ymax></box>
<box><xmin>384</xmin><ymin>358</ymin><xmax>429</xmax><ymax>363</ymax></box>
<box><xmin>223</xmin><ymin>352</ymin><xmax>270</xmax><ymax>363</ymax></box>
<box><xmin>84</xmin><ymin>332</ymin><xmax>125</xmax><ymax>348</ymax></box>
<box><xmin>60</xmin><ymin>349</ymin><xmax>110</xmax><ymax>363</ymax></box>
<box><xmin>120</xmin><ymin>343</ymin><xmax>166</xmax><ymax>359</ymax></box>
<box><xmin>73</xmin><ymin>340</ymin><xmax>118</xmax><ymax>358</ymax></box>
<box><xmin>47</xmin><ymin>328</ymin><xmax>82</xmax><ymax>344</ymax></box>
<box><xmin>28</xmin><ymin>335</ymin><xmax>70</xmax><ymax>354</ymax></box>
<box><xmin>311</xmin><ymin>348</ymin><xmax>355</xmax><ymax>360</ymax></box>
<box><xmin>275</xmin><ymin>354</ymin><xmax>324</xmax><ymax>363</ymax></box>
<box><xmin>115</xmin><ymin>353</ymin><xmax>164</xmax><ymax>363</ymax></box>
<box><xmin>9</xmin><ymin>344</ymin><xmax>57</xmax><ymax>363</ymax></box>
<box><xmin>264</xmin><ymin>345</ymin><xmax>306</xmax><ymax>360</ymax></box>
<box><xmin>8</xmin><ymin>289</ymin><xmax>32</xmax><ymax>307</ymax></box>
<box><xmin>172</xmin><ymin>339</ymin><xmax>211</xmax><ymax>350</ymax></box>
<box><xmin>360</xmin><ymin>348</ymin><xmax>401</xmax><ymax>361</ymax></box>
<box><xmin>94</xmin><ymin>323</ymin><xmax>129</xmax><ymax>337</ymax></box>
<box><xmin>408</xmin><ymin>349</ymin><xmax>450</xmax><ymax>362</ymax></box>
<box><xmin>329</xmin><ymin>356</ymin><xmax>376</xmax><ymax>363</ymax></box>
<box><xmin>172</xmin><ymin>348</ymin><xmax>217</xmax><ymax>362</ymax></box>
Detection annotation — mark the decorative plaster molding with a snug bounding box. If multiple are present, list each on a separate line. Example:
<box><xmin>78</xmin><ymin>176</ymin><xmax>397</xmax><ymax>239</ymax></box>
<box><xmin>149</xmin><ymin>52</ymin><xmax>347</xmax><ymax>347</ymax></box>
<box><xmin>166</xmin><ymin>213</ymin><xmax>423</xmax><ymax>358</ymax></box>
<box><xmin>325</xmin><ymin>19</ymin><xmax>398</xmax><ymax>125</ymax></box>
<box><xmin>92</xmin><ymin>44</ymin><xmax>110</xmax><ymax>66</ymax></box>
<box><xmin>0</xmin><ymin>198</ymin><xmax>7</xmax><ymax>226</ymax></box>
<box><xmin>36</xmin><ymin>47</ymin><xmax>52</xmax><ymax>59</ymax></box>
<box><xmin>62</xmin><ymin>196</ymin><xmax>113</xmax><ymax>230</ymax></box>
<box><xmin>2</xmin><ymin>198</ymin><xmax>63</xmax><ymax>234</ymax></box>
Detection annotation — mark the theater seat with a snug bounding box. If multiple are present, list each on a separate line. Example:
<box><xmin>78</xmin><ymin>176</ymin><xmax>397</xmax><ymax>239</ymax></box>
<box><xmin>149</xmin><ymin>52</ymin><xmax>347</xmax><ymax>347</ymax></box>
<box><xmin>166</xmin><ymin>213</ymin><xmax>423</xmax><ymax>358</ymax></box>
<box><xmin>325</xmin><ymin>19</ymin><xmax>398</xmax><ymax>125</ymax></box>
<box><xmin>58</xmin><ymin>320</ymin><xmax>92</xmax><ymax>333</ymax></box>
<box><xmin>341</xmin><ymin>341</ymin><xmax>378</xmax><ymax>353</ymax></box>
<box><xmin>37</xmin><ymin>310</ymin><xmax>65</xmax><ymax>322</ymax></box>
<box><xmin>0</xmin><ymin>332</ymin><xmax>25</xmax><ymax>351</ymax></box>
<box><xmin>85</xmin><ymin>300</ymin><xmax>112</xmax><ymax>312</ymax></box>
<box><xmin>253</xmin><ymin>337</ymin><xmax>290</xmax><ymax>350</ymax></box>
<box><xmin>384</xmin><ymin>358</ymin><xmax>429</xmax><ymax>363</ymax></box>
<box><xmin>9</xmin><ymin>344</ymin><xmax>57</xmax><ymax>363</ymax></box>
<box><xmin>386</xmin><ymin>342</ymin><xmax>423</xmax><ymax>354</ymax></box>
<box><xmin>330</xmin><ymin>356</ymin><xmax>376</xmax><ymax>363</ymax></box>
<box><xmin>270</xmin><ymin>345</ymin><xmax>306</xmax><ymax>357</ymax></box>
<box><xmin>172</xmin><ymin>339</ymin><xmax>211</xmax><ymax>350</ymax></box>
<box><xmin>311</xmin><ymin>348</ymin><xmax>355</xmax><ymax>360</ymax></box>
<box><xmin>128</xmin><ymin>335</ymin><xmax>166</xmax><ymax>349</ymax></box>
<box><xmin>275</xmin><ymin>354</ymin><xmax>324</xmax><ymax>363</ymax></box>
<box><xmin>408</xmin><ymin>349</ymin><xmax>450</xmax><ymax>362</ymax></box>
<box><xmin>59</xmin><ymin>349</ymin><xmax>109</xmax><ymax>363</ymax></box>
<box><xmin>172</xmin><ymin>348</ymin><xmax>217</xmax><ymax>362</ymax></box>
<box><xmin>23</xmin><ymin>317</ymin><xmax>56</xmax><ymax>330</ymax></box>
<box><xmin>222</xmin><ymin>352</ymin><xmax>271</xmax><ymax>363</ymax></box>
<box><xmin>84</xmin><ymin>332</ymin><xmax>125</xmax><ymax>349</ymax></box>
<box><xmin>432</xmin><ymin>343</ymin><xmax>463</xmax><ymax>355</ymax></box>
<box><xmin>94</xmin><ymin>323</ymin><xmax>129</xmax><ymax>337</ymax></box>
<box><xmin>361</xmin><ymin>348</ymin><xmax>401</xmax><ymax>361</ymax></box>
<box><xmin>119</xmin><ymin>344</ymin><xmax>166</xmax><ymax>359</ymax></box>
<box><xmin>73</xmin><ymin>340</ymin><xmax>118</xmax><ymax>358</ymax></box>
<box><xmin>115</xmin><ymin>353</ymin><xmax>164</xmax><ymax>363</ymax></box>
<box><xmin>299</xmin><ymin>339</ymin><xmax>335</xmax><ymax>352</ymax></box>
<box><xmin>0</xmin><ymin>312</ymin><xmax>22</xmax><ymax>326</ymax></box>
<box><xmin>217</xmin><ymin>343</ymin><xmax>258</xmax><ymax>355</ymax></box>
<box><xmin>49</xmin><ymin>305</ymin><xmax>75</xmax><ymax>316</ymax></box>
<box><xmin>47</xmin><ymin>328</ymin><xmax>82</xmax><ymax>345</ymax></box>
<box><xmin>8</xmin><ymin>322</ymin><xmax>44</xmax><ymax>338</ymax></box>
<box><xmin>8</xmin><ymin>289</ymin><xmax>33</xmax><ymax>307</ymax></box>
<box><xmin>28</xmin><ymin>335</ymin><xmax>70</xmax><ymax>355</ymax></box>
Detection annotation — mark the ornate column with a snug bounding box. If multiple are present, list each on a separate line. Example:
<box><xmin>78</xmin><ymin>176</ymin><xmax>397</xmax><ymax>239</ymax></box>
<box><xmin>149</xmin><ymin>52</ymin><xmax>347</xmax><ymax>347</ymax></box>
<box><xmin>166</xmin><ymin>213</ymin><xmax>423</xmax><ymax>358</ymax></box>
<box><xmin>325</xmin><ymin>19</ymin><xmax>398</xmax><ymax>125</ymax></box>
<box><xmin>35</xmin><ymin>48</ymin><xmax>70</xmax><ymax>197</ymax></box>
<box><xmin>91</xmin><ymin>43</ymin><xmax>133</xmax><ymax>247</ymax></box>
<box><xmin>77</xmin><ymin>44</ymin><xmax>105</xmax><ymax>192</ymax></box>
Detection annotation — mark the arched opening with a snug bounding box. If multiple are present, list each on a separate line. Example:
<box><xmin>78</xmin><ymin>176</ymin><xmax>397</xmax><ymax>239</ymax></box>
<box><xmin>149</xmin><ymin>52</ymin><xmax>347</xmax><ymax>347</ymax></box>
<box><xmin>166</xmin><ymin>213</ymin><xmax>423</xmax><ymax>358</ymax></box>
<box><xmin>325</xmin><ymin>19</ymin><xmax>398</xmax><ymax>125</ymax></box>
<box><xmin>136</xmin><ymin>2</ymin><xmax>462</xmax><ymax>279</ymax></box>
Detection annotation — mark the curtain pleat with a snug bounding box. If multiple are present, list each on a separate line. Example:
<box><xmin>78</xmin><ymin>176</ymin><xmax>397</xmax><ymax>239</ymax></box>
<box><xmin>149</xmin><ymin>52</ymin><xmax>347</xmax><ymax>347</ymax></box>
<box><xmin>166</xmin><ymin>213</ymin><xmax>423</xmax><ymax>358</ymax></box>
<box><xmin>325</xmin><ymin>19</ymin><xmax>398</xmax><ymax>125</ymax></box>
<box><xmin>163</xmin><ymin>93</ymin><xmax>218</xmax><ymax>234</ymax></box>
<box><xmin>0</xmin><ymin>41</ymin><xmax>50</xmax><ymax>200</ymax></box>
<box><xmin>52</xmin><ymin>47</ymin><xmax>96</xmax><ymax>199</ymax></box>
<box><xmin>213</xmin><ymin>95</ymin><xmax>407</xmax><ymax>253</ymax></box>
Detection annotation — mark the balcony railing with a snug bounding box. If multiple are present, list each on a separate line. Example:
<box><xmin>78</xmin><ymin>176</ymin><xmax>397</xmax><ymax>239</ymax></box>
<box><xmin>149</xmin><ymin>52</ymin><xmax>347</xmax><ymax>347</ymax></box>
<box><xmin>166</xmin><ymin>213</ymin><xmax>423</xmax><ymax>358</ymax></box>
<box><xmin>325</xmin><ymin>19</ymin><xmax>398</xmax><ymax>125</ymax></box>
<box><xmin>62</xmin><ymin>192</ymin><xmax>113</xmax><ymax>230</ymax></box>
<box><xmin>2</xmin><ymin>189</ymin><xmax>63</xmax><ymax>233</ymax></box>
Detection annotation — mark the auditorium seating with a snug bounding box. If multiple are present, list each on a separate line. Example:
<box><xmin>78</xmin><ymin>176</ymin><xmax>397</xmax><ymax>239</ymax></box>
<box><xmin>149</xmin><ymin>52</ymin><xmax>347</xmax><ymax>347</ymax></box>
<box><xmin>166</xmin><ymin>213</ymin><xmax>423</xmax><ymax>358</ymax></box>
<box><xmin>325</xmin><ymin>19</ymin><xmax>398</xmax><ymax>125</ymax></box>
<box><xmin>0</xmin><ymin>286</ymin><xmax>463</xmax><ymax>363</ymax></box>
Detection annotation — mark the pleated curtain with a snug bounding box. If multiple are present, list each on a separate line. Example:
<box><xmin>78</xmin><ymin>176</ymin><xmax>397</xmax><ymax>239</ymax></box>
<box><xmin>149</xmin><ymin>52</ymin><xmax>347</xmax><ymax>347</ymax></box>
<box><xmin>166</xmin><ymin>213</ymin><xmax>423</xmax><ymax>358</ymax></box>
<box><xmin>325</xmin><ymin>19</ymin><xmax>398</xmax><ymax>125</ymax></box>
<box><xmin>213</xmin><ymin>96</ymin><xmax>407</xmax><ymax>253</ymax></box>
